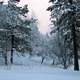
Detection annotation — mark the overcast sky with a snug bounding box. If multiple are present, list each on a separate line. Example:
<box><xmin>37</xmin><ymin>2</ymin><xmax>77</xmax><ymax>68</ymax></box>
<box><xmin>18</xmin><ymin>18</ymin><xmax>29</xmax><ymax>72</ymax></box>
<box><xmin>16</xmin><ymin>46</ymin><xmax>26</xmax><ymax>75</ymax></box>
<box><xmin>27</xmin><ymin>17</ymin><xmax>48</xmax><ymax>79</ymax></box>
<box><xmin>3</xmin><ymin>0</ymin><xmax>51</xmax><ymax>34</ymax></box>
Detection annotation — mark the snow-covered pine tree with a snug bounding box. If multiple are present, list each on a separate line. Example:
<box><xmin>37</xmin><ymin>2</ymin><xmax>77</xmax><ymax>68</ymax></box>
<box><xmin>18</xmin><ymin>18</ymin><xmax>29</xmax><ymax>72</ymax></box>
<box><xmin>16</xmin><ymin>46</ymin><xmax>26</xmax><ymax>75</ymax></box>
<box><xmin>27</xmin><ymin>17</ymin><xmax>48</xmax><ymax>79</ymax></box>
<box><xmin>29</xmin><ymin>11</ymin><xmax>41</xmax><ymax>56</ymax></box>
<box><xmin>0</xmin><ymin>1</ymin><xmax>31</xmax><ymax>65</ymax></box>
<box><xmin>47</xmin><ymin>0</ymin><xmax>80</xmax><ymax>70</ymax></box>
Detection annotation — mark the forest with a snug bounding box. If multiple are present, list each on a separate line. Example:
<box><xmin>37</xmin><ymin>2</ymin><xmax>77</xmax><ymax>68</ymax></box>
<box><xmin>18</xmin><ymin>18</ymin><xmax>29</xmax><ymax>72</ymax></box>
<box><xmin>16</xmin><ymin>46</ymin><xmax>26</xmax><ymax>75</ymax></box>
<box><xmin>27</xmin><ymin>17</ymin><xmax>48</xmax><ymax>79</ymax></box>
<box><xmin>0</xmin><ymin>0</ymin><xmax>80</xmax><ymax>80</ymax></box>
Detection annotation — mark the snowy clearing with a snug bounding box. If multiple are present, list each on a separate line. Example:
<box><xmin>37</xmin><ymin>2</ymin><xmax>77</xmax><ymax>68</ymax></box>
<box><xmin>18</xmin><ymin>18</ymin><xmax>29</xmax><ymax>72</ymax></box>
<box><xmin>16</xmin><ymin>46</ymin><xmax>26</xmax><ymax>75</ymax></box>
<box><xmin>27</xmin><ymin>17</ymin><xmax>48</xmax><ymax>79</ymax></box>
<box><xmin>0</xmin><ymin>54</ymin><xmax>80</xmax><ymax>80</ymax></box>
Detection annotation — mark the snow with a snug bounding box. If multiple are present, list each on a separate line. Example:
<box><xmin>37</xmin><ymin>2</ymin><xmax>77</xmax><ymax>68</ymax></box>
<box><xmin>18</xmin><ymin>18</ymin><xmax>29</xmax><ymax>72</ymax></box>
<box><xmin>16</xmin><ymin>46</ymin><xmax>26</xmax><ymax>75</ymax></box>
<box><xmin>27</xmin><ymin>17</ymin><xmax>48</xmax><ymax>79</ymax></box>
<box><xmin>0</xmin><ymin>54</ymin><xmax>80</xmax><ymax>80</ymax></box>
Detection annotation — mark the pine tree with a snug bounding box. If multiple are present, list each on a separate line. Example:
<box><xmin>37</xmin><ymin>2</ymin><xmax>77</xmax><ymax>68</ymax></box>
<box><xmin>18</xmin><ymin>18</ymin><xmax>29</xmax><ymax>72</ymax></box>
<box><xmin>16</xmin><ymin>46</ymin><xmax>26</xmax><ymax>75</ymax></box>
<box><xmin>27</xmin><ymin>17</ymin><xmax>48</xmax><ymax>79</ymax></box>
<box><xmin>47</xmin><ymin>0</ymin><xmax>80</xmax><ymax>70</ymax></box>
<box><xmin>0</xmin><ymin>1</ymin><xmax>31</xmax><ymax>65</ymax></box>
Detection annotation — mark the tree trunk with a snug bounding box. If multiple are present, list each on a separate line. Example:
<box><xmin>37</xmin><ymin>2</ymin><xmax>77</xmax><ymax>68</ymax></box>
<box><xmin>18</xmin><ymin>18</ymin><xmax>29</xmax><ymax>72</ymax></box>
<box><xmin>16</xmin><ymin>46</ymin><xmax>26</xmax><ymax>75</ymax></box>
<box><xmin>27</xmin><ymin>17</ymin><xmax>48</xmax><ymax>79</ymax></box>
<box><xmin>41</xmin><ymin>57</ymin><xmax>45</xmax><ymax>64</ymax></box>
<box><xmin>52</xmin><ymin>59</ymin><xmax>54</xmax><ymax>65</ymax></box>
<box><xmin>5</xmin><ymin>32</ymin><xmax>8</xmax><ymax>65</ymax></box>
<box><xmin>63</xmin><ymin>57</ymin><xmax>67</xmax><ymax>69</ymax></box>
<box><xmin>63</xmin><ymin>39</ymin><xmax>67</xmax><ymax>69</ymax></box>
<box><xmin>72</xmin><ymin>23</ymin><xmax>79</xmax><ymax>71</ymax></box>
<box><xmin>4</xmin><ymin>52</ymin><xmax>8</xmax><ymax>65</ymax></box>
<box><xmin>10</xmin><ymin>35</ymin><xmax>14</xmax><ymax>64</ymax></box>
<box><xmin>69</xmin><ymin>0</ymin><xmax>79</xmax><ymax>71</ymax></box>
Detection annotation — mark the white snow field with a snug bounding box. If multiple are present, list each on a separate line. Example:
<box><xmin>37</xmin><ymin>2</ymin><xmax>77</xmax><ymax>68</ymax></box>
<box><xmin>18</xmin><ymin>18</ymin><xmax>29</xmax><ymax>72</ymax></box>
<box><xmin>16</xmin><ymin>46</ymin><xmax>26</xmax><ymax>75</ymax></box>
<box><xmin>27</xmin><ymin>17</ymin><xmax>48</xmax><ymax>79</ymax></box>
<box><xmin>0</xmin><ymin>54</ymin><xmax>80</xmax><ymax>80</ymax></box>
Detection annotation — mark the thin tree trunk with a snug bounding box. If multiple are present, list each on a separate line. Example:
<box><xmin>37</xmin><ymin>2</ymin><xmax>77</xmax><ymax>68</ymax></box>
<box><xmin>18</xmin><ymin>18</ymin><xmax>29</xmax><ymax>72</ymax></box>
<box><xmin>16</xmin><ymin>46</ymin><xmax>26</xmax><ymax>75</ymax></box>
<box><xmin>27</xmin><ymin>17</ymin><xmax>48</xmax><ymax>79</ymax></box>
<box><xmin>63</xmin><ymin>38</ymin><xmax>67</xmax><ymax>69</ymax></box>
<box><xmin>52</xmin><ymin>59</ymin><xmax>55</xmax><ymax>65</ymax></box>
<box><xmin>4</xmin><ymin>52</ymin><xmax>8</xmax><ymax>65</ymax></box>
<box><xmin>41</xmin><ymin>57</ymin><xmax>45</xmax><ymax>64</ymax></box>
<box><xmin>63</xmin><ymin>56</ymin><xmax>67</xmax><ymax>69</ymax></box>
<box><xmin>5</xmin><ymin>33</ymin><xmax>8</xmax><ymax>65</ymax></box>
<box><xmin>10</xmin><ymin>35</ymin><xmax>14</xmax><ymax>64</ymax></box>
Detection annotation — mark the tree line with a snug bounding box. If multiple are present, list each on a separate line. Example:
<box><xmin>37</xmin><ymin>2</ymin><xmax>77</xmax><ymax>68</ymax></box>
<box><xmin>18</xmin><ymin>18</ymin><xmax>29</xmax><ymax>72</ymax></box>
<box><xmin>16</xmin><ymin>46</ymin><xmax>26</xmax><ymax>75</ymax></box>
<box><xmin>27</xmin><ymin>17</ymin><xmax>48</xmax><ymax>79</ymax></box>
<box><xmin>0</xmin><ymin>0</ymin><xmax>80</xmax><ymax>71</ymax></box>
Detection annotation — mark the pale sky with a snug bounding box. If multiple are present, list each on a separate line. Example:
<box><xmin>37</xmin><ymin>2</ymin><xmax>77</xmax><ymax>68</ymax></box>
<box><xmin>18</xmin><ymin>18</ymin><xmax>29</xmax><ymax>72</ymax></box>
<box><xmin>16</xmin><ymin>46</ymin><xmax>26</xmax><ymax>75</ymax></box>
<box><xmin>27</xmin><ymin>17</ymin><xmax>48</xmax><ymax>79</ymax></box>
<box><xmin>3</xmin><ymin>0</ymin><xmax>51</xmax><ymax>34</ymax></box>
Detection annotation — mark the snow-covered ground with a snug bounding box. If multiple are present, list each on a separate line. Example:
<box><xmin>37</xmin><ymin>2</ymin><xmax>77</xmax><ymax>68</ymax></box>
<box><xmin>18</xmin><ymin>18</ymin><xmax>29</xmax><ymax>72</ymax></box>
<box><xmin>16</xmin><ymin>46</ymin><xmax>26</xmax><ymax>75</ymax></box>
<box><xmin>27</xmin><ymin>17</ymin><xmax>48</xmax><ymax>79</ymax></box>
<box><xmin>0</xmin><ymin>54</ymin><xmax>80</xmax><ymax>80</ymax></box>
